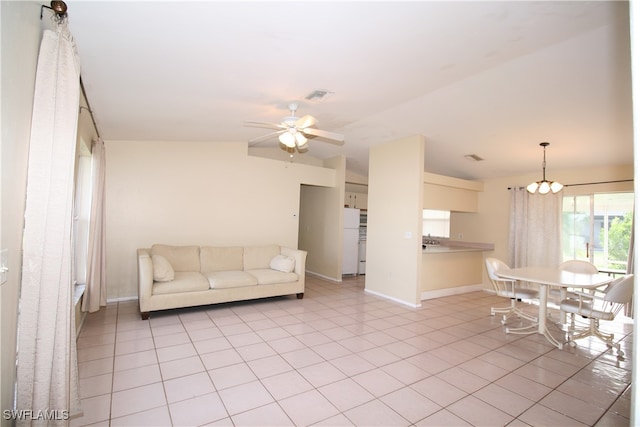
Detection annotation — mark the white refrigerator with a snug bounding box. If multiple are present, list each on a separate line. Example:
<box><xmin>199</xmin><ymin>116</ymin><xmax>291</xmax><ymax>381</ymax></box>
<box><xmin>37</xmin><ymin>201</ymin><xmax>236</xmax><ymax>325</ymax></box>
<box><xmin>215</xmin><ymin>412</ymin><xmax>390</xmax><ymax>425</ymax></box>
<box><xmin>343</xmin><ymin>208</ymin><xmax>360</xmax><ymax>275</ymax></box>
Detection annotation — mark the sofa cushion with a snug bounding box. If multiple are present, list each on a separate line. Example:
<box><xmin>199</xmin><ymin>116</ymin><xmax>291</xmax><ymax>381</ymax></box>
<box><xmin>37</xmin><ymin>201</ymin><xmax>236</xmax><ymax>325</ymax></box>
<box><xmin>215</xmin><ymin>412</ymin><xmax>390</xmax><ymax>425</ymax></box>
<box><xmin>243</xmin><ymin>245</ymin><xmax>280</xmax><ymax>270</ymax></box>
<box><xmin>152</xmin><ymin>254</ymin><xmax>175</xmax><ymax>282</ymax></box>
<box><xmin>201</xmin><ymin>246</ymin><xmax>244</xmax><ymax>272</ymax></box>
<box><xmin>151</xmin><ymin>244</ymin><xmax>200</xmax><ymax>272</ymax></box>
<box><xmin>269</xmin><ymin>254</ymin><xmax>295</xmax><ymax>273</ymax></box>
<box><xmin>206</xmin><ymin>271</ymin><xmax>258</xmax><ymax>289</ymax></box>
<box><xmin>246</xmin><ymin>269</ymin><xmax>298</xmax><ymax>285</ymax></box>
<box><xmin>153</xmin><ymin>272</ymin><xmax>209</xmax><ymax>295</ymax></box>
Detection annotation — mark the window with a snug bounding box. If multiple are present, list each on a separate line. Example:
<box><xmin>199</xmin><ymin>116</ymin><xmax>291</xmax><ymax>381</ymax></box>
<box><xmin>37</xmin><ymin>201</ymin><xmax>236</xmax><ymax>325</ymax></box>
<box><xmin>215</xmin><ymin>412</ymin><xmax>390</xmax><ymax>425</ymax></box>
<box><xmin>73</xmin><ymin>154</ymin><xmax>92</xmax><ymax>287</ymax></box>
<box><xmin>562</xmin><ymin>192</ymin><xmax>633</xmax><ymax>273</ymax></box>
<box><xmin>422</xmin><ymin>209</ymin><xmax>450</xmax><ymax>238</ymax></box>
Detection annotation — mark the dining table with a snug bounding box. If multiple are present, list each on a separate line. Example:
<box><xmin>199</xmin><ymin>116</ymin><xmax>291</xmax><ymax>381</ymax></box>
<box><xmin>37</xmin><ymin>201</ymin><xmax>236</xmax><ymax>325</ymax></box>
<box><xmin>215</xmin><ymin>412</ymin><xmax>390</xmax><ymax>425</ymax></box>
<box><xmin>496</xmin><ymin>266</ymin><xmax>614</xmax><ymax>349</ymax></box>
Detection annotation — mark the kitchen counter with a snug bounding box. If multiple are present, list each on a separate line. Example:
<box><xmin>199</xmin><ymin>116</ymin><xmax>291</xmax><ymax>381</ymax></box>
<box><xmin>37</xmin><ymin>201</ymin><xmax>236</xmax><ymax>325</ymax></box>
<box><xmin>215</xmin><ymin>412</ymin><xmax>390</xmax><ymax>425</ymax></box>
<box><xmin>422</xmin><ymin>240</ymin><xmax>494</xmax><ymax>254</ymax></box>
<box><xmin>422</xmin><ymin>245</ymin><xmax>486</xmax><ymax>253</ymax></box>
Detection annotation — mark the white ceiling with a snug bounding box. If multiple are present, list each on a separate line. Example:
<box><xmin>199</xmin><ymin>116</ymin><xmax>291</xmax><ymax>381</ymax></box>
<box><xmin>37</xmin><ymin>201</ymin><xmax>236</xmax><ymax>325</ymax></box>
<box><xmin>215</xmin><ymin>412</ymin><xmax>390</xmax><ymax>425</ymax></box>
<box><xmin>66</xmin><ymin>1</ymin><xmax>633</xmax><ymax>181</ymax></box>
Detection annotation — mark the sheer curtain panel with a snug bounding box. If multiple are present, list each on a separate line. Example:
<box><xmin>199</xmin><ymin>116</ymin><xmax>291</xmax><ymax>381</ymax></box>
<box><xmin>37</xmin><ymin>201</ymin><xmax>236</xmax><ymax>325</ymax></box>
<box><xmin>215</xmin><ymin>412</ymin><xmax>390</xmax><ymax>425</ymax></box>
<box><xmin>82</xmin><ymin>138</ymin><xmax>107</xmax><ymax>313</ymax></box>
<box><xmin>16</xmin><ymin>22</ymin><xmax>82</xmax><ymax>422</ymax></box>
<box><xmin>508</xmin><ymin>187</ymin><xmax>562</xmax><ymax>268</ymax></box>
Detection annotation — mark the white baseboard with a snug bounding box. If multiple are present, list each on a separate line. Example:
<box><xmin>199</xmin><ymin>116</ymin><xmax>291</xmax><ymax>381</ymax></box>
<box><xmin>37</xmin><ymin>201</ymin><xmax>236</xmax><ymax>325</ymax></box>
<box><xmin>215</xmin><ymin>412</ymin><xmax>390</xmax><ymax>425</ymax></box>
<box><xmin>106</xmin><ymin>295</ymin><xmax>139</xmax><ymax>304</ymax></box>
<box><xmin>364</xmin><ymin>288</ymin><xmax>422</xmax><ymax>308</ymax></box>
<box><xmin>306</xmin><ymin>270</ymin><xmax>341</xmax><ymax>283</ymax></box>
<box><xmin>421</xmin><ymin>283</ymin><xmax>486</xmax><ymax>300</ymax></box>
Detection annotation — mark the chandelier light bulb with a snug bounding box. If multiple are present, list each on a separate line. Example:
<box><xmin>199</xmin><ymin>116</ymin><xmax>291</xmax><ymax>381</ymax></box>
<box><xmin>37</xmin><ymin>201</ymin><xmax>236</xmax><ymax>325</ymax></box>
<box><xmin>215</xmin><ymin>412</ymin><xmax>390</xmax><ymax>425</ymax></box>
<box><xmin>550</xmin><ymin>181</ymin><xmax>564</xmax><ymax>193</ymax></box>
<box><xmin>538</xmin><ymin>181</ymin><xmax>551</xmax><ymax>194</ymax></box>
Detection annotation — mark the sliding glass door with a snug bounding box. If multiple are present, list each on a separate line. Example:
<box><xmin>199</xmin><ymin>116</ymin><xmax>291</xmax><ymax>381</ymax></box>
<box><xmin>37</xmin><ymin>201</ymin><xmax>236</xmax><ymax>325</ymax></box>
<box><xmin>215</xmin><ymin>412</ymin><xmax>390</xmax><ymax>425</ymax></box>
<box><xmin>563</xmin><ymin>195</ymin><xmax>591</xmax><ymax>261</ymax></box>
<box><xmin>562</xmin><ymin>192</ymin><xmax>633</xmax><ymax>273</ymax></box>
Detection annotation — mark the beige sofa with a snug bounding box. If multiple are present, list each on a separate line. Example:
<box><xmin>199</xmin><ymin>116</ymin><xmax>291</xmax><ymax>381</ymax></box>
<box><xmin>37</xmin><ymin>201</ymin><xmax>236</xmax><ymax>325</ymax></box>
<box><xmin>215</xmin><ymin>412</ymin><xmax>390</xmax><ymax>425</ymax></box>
<box><xmin>137</xmin><ymin>244</ymin><xmax>307</xmax><ymax>319</ymax></box>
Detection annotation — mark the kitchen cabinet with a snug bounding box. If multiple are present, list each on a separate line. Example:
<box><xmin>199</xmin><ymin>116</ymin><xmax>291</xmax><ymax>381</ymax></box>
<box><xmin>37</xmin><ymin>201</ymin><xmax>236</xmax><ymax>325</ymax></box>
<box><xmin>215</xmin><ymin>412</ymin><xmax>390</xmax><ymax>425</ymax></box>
<box><xmin>344</xmin><ymin>192</ymin><xmax>368</xmax><ymax>210</ymax></box>
<box><xmin>423</xmin><ymin>172</ymin><xmax>483</xmax><ymax>213</ymax></box>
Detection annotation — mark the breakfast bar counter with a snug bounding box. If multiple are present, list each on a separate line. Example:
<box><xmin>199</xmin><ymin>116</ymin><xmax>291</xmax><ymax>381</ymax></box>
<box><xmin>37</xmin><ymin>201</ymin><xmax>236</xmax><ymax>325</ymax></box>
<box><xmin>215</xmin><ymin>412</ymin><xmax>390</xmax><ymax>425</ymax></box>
<box><xmin>421</xmin><ymin>241</ymin><xmax>494</xmax><ymax>299</ymax></box>
<box><xmin>422</xmin><ymin>245</ymin><xmax>486</xmax><ymax>253</ymax></box>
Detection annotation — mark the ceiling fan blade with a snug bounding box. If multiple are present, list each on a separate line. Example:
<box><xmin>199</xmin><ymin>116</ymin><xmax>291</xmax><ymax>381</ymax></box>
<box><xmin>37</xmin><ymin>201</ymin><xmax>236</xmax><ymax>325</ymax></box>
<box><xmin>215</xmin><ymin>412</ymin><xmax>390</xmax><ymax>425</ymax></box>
<box><xmin>295</xmin><ymin>114</ymin><xmax>317</xmax><ymax>130</ymax></box>
<box><xmin>248</xmin><ymin>130</ymin><xmax>285</xmax><ymax>145</ymax></box>
<box><xmin>244</xmin><ymin>120</ymin><xmax>286</xmax><ymax>131</ymax></box>
<box><xmin>301</xmin><ymin>127</ymin><xmax>345</xmax><ymax>144</ymax></box>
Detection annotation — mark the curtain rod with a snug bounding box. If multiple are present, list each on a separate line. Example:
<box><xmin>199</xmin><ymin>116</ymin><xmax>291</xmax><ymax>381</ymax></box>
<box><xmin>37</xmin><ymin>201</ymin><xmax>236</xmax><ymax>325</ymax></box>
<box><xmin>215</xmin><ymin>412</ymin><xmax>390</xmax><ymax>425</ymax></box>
<box><xmin>80</xmin><ymin>77</ymin><xmax>101</xmax><ymax>139</ymax></box>
<box><xmin>508</xmin><ymin>179</ymin><xmax>633</xmax><ymax>190</ymax></box>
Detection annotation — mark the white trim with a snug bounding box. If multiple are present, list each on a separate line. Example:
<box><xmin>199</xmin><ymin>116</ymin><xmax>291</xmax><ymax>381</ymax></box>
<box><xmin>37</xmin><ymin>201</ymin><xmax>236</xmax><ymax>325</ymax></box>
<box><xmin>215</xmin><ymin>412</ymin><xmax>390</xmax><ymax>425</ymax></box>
<box><xmin>421</xmin><ymin>283</ymin><xmax>486</xmax><ymax>300</ymax></box>
<box><xmin>364</xmin><ymin>288</ymin><xmax>422</xmax><ymax>308</ymax></box>
<box><xmin>106</xmin><ymin>295</ymin><xmax>138</xmax><ymax>304</ymax></box>
<box><xmin>73</xmin><ymin>283</ymin><xmax>85</xmax><ymax>305</ymax></box>
<box><xmin>75</xmin><ymin>311</ymin><xmax>86</xmax><ymax>340</ymax></box>
<box><xmin>306</xmin><ymin>270</ymin><xmax>341</xmax><ymax>283</ymax></box>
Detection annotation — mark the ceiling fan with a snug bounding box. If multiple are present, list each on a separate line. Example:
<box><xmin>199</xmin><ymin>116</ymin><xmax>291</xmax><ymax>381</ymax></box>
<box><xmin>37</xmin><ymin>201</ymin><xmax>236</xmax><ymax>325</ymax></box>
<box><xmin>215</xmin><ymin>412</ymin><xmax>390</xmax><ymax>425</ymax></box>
<box><xmin>245</xmin><ymin>103</ymin><xmax>344</xmax><ymax>150</ymax></box>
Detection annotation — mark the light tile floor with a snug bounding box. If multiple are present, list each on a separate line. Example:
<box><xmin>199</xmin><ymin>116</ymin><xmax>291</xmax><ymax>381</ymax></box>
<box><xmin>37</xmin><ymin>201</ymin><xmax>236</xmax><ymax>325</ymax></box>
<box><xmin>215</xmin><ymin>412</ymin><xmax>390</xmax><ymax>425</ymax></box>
<box><xmin>71</xmin><ymin>275</ymin><xmax>633</xmax><ymax>426</ymax></box>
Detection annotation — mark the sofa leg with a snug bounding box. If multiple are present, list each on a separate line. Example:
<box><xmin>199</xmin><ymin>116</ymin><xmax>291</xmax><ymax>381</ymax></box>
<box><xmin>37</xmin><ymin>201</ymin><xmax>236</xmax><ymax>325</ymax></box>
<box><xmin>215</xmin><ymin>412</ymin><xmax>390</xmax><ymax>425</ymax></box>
<box><xmin>140</xmin><ymin>311</ymin><xmax>150</xmax><ymax>320</ymax></box>
<box><xmin>296</xmin><ymin>293</ymin><xmax>304</xmax><ymax>299</ymax></box>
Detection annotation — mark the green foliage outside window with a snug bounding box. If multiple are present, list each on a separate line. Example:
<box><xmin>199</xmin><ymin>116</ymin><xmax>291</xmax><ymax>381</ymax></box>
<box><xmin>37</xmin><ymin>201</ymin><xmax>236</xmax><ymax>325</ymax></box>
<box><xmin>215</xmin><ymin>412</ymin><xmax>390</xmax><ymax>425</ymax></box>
<box><xmin>604</xmin><ymin>211</ymin><xmax>632</xmax><ymax>269</ymax></box>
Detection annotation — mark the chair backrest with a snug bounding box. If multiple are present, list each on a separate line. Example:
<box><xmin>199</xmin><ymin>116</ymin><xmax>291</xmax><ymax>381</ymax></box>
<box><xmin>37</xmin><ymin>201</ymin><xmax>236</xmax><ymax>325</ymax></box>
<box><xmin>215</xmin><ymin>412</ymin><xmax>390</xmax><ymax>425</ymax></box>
<box><xmin>604</xmin><ymin>274</ymin><xmax>634</xmax><ymax>304</ymax></box>
<box><xmin>485</xmin><ymin>257</ymin><xmax>510</xmax><ymax>282</ymax></box>
<box><xmin>559</xmin><ymin>260</ymin><xmax>599</xmax><ymax>274</ymax></box>
<box><xmin>485</xmin><ymin>257</ymin><xmax>519</xmax><ymax>296</ymax></box>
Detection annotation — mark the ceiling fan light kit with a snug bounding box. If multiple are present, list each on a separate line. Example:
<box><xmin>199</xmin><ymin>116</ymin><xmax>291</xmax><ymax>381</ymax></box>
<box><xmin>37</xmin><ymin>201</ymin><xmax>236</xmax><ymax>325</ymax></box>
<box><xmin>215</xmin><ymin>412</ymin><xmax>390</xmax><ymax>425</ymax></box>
<box><xmin>294</xmin><ymin>132</ymin><xmax>308</xmax><ymax>147</ymax></box>
<box><xmin>526</xmin><ymin>142</ymin><xmax>563</xmax><ymax>194</ymax></box>
<box><xmin>278</xmin><ymin>129</ymin><xmax>308</xmax><ymax>148</ymax></box>
<box><xmin>246</xmin><ymin>102</ymin><xmax>344</xmax><ymax>151</ymax></box>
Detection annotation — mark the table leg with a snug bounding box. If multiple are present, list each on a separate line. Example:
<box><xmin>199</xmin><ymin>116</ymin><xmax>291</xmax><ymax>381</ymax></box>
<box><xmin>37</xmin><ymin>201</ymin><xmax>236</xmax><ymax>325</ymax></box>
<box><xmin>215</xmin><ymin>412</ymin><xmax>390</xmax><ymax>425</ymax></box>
<box><xmin>505</xmin><ymin>283</ymin><xmax>563</xmax><ymax>349</ymax></box>
<box><xmin>538</xmin><ymin>284</ymin><xmax>563</xmax><ymax>350</ymax></box>
<box><xmin>538</xmin><ymin>285</ymin><xmax>548</xmax><ymax>335</ymax></box>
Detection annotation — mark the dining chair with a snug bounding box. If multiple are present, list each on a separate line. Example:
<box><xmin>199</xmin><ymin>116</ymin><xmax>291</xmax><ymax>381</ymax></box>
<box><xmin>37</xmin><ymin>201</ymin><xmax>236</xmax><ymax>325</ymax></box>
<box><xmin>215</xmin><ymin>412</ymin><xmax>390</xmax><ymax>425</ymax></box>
<box><xmin>558</xmin><ymin>259</ymin><xmax>600</xmax><ymax>274</ymax></box>
<box><xmin>550</xmin><ymin>260</ymin><xmax>600</xmax><ymax>321</ymax></box>
<box><xmin>485</xmin><ymin>257</ymin><xmax>538</xmax><ymax>324</ymax></box>
<box><xmin>560</xmin><ymin>273</ymin><xmax>634</xmax><ymax>358</ymax></box>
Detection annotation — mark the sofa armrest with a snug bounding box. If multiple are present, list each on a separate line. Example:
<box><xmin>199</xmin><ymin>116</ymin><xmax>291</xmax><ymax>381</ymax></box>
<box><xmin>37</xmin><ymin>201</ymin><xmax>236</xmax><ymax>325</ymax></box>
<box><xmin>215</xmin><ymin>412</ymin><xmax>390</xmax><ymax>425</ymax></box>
<box><xmin>281</xmin><ymin>247</ymin><xmax>307</xmax><ymax>276</ymax></box>
<box><xmin>137</xmin><ymin>248</ymin><xmax>153</xmax><ymax>315</ymax></box>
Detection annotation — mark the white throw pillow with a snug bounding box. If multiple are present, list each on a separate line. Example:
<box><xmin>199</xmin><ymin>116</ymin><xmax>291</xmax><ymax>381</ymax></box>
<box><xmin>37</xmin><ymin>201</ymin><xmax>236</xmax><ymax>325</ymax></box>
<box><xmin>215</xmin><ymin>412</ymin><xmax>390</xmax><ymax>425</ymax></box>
<box><xmin>152</xmin><ymin>254</ymin><xmax>175</xmax><ymax>282</ymax></box>
<box><xmin>269</xmin><ymin>254</ymin><xmax>295</xmax><ymax>273</ymax></box>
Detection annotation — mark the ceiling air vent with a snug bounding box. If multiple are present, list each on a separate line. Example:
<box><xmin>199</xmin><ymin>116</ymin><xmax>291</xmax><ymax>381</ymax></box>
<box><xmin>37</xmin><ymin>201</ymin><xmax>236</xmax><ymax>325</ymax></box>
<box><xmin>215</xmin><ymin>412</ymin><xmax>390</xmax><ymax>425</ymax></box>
<box><xmin>305</xmin><ymin>89</ymin><xmax>333</xmax><ymax>102</ymax></box>
<box><xmin>464</xmin><ymin>154</ymin><xmax>484</xmax><ymax>162</ymax></box>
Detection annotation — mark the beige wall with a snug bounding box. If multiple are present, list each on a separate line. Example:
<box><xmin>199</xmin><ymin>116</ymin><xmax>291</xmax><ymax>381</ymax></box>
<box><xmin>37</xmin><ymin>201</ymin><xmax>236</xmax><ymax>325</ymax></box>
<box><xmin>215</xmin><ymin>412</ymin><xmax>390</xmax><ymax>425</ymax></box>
<box><xmin>0</xmin><ymin>1</ymin><xmax>43</xmax><ymax>420</ymax></box>
<box><xmin>421</xmin><ymin>251</ymin><xmax>483</xmax><ymax>292</ymax></box>
<box><xmin>105</xmin><ymin>140</ymin><xmax>337</xmax><ymax>300</ymax></box>
<box><xmin>366</xmin><ymin>135</ymin><xmax>424</xmax><ymax>307</ymax></box>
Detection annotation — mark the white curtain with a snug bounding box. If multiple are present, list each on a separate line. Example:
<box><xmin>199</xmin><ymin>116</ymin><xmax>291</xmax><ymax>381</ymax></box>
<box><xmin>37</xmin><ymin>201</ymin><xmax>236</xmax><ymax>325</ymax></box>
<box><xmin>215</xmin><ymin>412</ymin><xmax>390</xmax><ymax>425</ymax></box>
<box><xmin>82</xmin><ymin>138</ymin><xmax>107</xmax><ymax>313</ymax></box>
<box><xmin>16</xmin><ymin>22</ymin><xmax>82</xmax><ymax>422</ymax></box>
<box><xmin>508</xmin><ymin>187</ymin><xmax>562</xmax><ymax>268</ymax></box>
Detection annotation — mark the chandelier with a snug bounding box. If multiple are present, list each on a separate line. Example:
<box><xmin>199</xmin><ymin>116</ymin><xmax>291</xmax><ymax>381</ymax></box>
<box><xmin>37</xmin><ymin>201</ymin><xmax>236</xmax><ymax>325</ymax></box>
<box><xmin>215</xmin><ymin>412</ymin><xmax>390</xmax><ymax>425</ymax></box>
<box><xmin>526</xmin><ymin>142</ymin><xmax>563</xmax><ymax>194</ymax></box>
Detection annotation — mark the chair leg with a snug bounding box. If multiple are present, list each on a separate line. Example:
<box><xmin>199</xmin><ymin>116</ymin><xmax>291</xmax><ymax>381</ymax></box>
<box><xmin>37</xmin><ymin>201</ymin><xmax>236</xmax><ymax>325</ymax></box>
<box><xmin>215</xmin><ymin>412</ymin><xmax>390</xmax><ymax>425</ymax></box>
<box><xmin>491</xmin><ymin>299</ymin><xmax>537</xmax><ymax>324</ymax></box>
<box><xmin>565</xmin><ymin>317</ymin><xmax>623</xmax><ymax>358</ymax></box>
<box><xmin>490</xmin><ymin>305</ymin><xmax>512</xmax><ymax>324</ymax></box>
